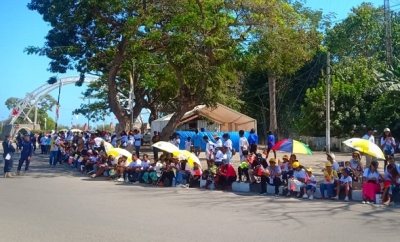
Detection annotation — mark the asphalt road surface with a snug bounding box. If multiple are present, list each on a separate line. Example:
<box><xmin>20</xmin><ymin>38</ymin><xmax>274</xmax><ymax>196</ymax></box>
<box><xmin>0</xmin><ymin>154</ymin><xmax>399</xmax><ymax>242</ymax></box>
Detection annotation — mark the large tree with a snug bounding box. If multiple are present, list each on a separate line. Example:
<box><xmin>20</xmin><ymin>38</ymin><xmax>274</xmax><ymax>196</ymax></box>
<box><xmin>248</xmin><ymin>1</ymin><xmax>323</xmax><ymax>135</ymax></box>
<box><xmin>26</xmin><ymin>0</ymin><xmax>259</xmax><ymax>139</ymax></box>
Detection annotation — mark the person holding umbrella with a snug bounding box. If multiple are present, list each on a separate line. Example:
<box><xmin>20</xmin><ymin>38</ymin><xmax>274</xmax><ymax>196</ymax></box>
<box><xmin>362</xmin><ymin>127</ymin><xmax>375</xmax><ymax>168</ymax></box>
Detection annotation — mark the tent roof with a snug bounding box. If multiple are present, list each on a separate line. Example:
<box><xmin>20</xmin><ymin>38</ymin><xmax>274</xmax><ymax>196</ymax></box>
<box><xmin>154</xmin><ymin>103</ymin><xmax>255</xmax><ymax>126</ymax></box>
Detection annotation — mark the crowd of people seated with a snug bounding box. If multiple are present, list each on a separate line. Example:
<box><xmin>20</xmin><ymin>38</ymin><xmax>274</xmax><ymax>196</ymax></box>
<box><xmin>26</xmin><ymin>128</ymin><xmax>400</xmax><ymax>206</ymax></box>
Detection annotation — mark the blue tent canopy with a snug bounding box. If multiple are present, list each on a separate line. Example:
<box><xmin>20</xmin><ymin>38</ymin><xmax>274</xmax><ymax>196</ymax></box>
<box><xmin>175</xmin><ymin>131</ymin><xmax>251</xmax><ymax>151</ymax></box>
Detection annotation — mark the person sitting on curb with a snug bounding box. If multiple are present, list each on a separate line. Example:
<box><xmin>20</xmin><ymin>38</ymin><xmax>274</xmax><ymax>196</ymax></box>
<box><xmin>382</xmin><ymin>164</ymin><xmax>400</xmax><ymax>206</ymax></box>
<box><xmin>202</xmin><ymin>159</ymin><xmax>218</xmax><ymax>190</ymax></box>
<box><xmin>287</xmin><ymin>161</ymin><xmax>306</xmax><ymax>197</ymax></box>
<box><xmin>303</xmin><ymin>168</ymin><xmax>316</xmax><ymax>200</ymax></box>
<box><xmin>319</xmin><ymin>161</ymin><xmax>338</xmax><ymax>199</ymax></box>
<box><xmin>349</xmin><ymin>151</ymin><xmax>363</xmax><ymax>182</ymax></box>
<box><xmin>361</xmin><ymin>160</ymin><xmax>382</xmax><ymax>204</ymax></box>
<box><xmin>216</xmin><ymin>161</ymin><xmax>237</xmax><ymax>191</ymax></box>
<box><xmin>333</xmin><ymin>167</ymin><xmax>352</xmax><ymax>202</ymax></box>
<box><xmin>264</xmin><ymin>158</ymin><xmax>282</xmax><ymax>197</ymax></box>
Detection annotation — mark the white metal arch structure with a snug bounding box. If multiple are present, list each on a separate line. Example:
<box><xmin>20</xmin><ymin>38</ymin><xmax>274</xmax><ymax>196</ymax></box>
<box><xmin>8</xmin><ymin>75</ymin><xmax>99</xmax><ymax>125</ymax></box>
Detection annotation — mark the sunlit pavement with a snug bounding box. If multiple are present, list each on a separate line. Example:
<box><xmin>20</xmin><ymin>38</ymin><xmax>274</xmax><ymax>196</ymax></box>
<box><xmin>0</xmin><ymin>153</ymin><xmax>399</xmax><ymax>242</ymax></box>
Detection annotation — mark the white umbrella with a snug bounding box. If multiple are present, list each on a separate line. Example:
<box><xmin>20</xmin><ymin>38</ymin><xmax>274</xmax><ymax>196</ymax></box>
<box><xmin>152</xmin><ymin>141</ymin><xmax>179</xmax><ymax>153</ymax></box>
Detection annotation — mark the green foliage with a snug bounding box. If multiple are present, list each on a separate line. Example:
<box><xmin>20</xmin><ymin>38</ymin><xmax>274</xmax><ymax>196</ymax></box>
<box><xmin>297</xmin><ymin>58</ymin><xmax>378</xmax><ymax>137</ymax></box>
<box><xmin>367</xmin><ymin>91</ymin><xmax>400</xmax><ymax>138</ymax></box>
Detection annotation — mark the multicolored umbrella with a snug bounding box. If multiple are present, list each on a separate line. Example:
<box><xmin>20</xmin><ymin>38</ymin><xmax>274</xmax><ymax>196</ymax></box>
<box><xmin>343</xmin><ymin>138</ymin><xmax>385</xmax><ymax>159</ymax></box>
<box><xmin>271</xmin><ymin>139</ymin><xmax>313</xmax><ymax>155</ymax></box>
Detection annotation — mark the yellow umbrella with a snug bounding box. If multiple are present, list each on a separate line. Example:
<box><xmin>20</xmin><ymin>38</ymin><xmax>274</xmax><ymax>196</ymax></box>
<box><xmin>152</xmin><ymin>141</ymin><xmax>179</xmax><ymax>153</ymax></box>
<box><xmin>342</xmin><ymin>138</ymin><xmax>385</xmax><ymax>159</ymax></box>
<box><xmin>107</xmin><ymin>148</ymin><xmax>133</xmax><ymax>163</ymax></box>
<box><xmin>172</xmin><ymin>150</ymin><xmax>202</xmax><ymax>168</ymax></box>
<box><xmin>103</xmin><ymin>141</ymin><xmax>114</xmax><ymax>153</ymax></box>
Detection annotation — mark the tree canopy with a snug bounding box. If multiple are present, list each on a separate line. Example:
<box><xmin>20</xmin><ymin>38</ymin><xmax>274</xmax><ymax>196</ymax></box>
<box><xmin>25</xmin><ymin>1</ymin><xmax>400</xmax><ymax>140</ymax></box>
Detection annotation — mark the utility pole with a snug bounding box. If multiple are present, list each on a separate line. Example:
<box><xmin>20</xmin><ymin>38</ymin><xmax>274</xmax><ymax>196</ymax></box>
<box><xmin>54</xmin><ymin>80</ymin><xmax>62</xmax><ymax>132</ymax></box>
<box><xmin>326</xmin><ymin>51</ymin><xmax>331</xmax><ymax>154</ymax></box>
<box><xmin>129</xmin><ymin>61</ymin><xmax>136</xmax><ymax>131</ymax></box>
<box><xmin>87</xmin><ymin>98</ymin><xmax>90</xmax><ymax>130</ymax></box>
<box><xmin>385</xmin><ymin>0</ymin><xmax>393</xmax><ymax>66</ymax></box>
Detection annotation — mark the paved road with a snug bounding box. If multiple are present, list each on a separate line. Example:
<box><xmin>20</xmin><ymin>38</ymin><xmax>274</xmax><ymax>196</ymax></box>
<box><xmin>0</xmin><ymin>154</ymin><xmax>399</xmax><ymax>242</ymax></box>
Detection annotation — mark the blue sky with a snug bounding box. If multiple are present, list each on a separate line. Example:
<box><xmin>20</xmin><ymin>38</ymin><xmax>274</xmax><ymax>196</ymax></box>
<box><xmin>0</xmin><ymin>0</ymin><xmax>383</xmax><ymax>128</ymax></box>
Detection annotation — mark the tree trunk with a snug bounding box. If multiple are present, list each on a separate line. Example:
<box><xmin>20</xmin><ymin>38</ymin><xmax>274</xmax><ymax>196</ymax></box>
<box><xmin>107</xmin><ymin>36</ymin><xmax>133</xmax><ymax>133</ymax></box>
<box><xmin>148</xmin><ymin>103</ymin><xmax>159</xmax><ymax>124</ymax></box>
<box><xmin>268</xmin><ymin>74</ymin><xmax>278</xmax><ymax>135</ymax></box>
<box><xmin>159</xmin><ymin>85</ymin><xmax>197</xmax><ymax>141</ymax></box>
<box><xmin>159</xmin><ymin>104</ymin><xmax>192</xmax><ymax>141</ymax></box>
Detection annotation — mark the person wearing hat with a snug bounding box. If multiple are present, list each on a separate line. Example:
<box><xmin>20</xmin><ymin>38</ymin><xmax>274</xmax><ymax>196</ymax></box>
<box><xmin>203</xmin><ymin>135</ymin><xmax>215</xmax><ymax>161</ymax></box>
<box><xmin>2</xmin><ymin>135</ymin><xmax>16</xmax><ymax>178</ymax></box>
<box><xmin>380</xmin><ymin>128</ymin><xmax>396</xmax><ymax>171</ymax></box>
<box><xmin>303</xmin><ymin>168</ymin><xmax>316</xmax><ymax>200</ymax></box>
<box><xmin>264</xmin><ymin>158</ymin><xmax>282</xmax><ymax>196</ymax></box>
<box><xmin>16</xmin><ymin>133</ymin><xmax>34</xmax><ymax>175</ymax></box>
<box><xmin>349</xmin><ymin>151</ymin><xmax>363</xmax><ymax>182</ymax></box>
<box><xmin>333</xmin><ymin>167</ymin><xmax>352</xmax><ymax>201</ymax></box>
<box><xmin>318</xmin><ymin>161</ymin><xmax>338</xmax><ymax>199</ymax></box>
<box><xmin>287</xmin><ymin>160</ymin><xmax>306</xmax><ymax>197</ymax></box>
<box><xmin>326</xmin><ymin>153</ymin><xmax>339</xmax><ymax>173</ymax></box>
<box><xmin>212</xmin><ymin>133</ymin><xmax>222</xmax><ymax>153</ymax></box>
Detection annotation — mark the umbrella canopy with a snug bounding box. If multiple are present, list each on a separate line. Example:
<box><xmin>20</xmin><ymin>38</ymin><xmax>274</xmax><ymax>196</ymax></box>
<box><xmin>342</xmin><ymin>138</ymin><xmax>385</xmax><ymax>159</ymax></box>
<box><xmin>272</xmin><ymin>139</ymin><xmax>313</xmax><ymax>155</ymax></box>
<box><xmin>107</xmin><ymin>148</ymin><xmax>133</xmax><ymax>162</ymax></box>
<box><xmin>103</xmin><ymin>142</ymin><xmax>114</xmax><ymax>153</ymax></box>
<box><xmin>172</xmin><ymin>150</ymin><xmax>202</xmax><ymax>168</ymax></box>
<box><xmin>152</xmin><ymin>141</ymin><xmax>179</xmax><ymax>153</ymax></box>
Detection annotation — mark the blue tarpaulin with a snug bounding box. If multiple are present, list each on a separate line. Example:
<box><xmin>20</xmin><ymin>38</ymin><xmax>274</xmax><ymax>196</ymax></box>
<box><xmin>175</xmin><ymin>131</ymin><xmax>251</xmax><ymax>151</ymax></box>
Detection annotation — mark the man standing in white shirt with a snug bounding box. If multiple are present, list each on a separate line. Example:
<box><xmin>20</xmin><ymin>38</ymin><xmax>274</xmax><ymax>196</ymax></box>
<box><xmin>362</xmin><ymin>127</ymin><xmax>375</xmax><ymax>168</ymax></box>
<box><xmin>238</xmin><ymin>130</ymin><xmax>249</xmax><ymax>161</ymax></box>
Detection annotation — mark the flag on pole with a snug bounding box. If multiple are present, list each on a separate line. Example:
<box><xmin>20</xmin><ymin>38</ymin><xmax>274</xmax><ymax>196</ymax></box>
<box><xmin>55</xmin><ymin>105</ymin><xmax>60</xmax><ymax>120</ymax></box>
<box><xmin>12</xmin><ymin>108</ymin><xmax>19</xmax><ymax>116</ymax></box>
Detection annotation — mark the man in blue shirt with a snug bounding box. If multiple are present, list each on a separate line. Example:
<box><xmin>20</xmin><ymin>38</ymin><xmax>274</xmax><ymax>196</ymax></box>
<box><xmin>192</xmin><ymin>129</ymin><xmax>202</xmax><ymax>157</ymax></box>
<box><xmin>17</xmin><ymin>133</ymin><xmax>33</xmax><ymax>175</ymax></box>
<box><xmin>267</xmin><ymin>131</ymin><xmax>276</xmax><ymax>158</ymax></box>
<box><xmin>248</xmin><ymin>128</ymin><xmax>258</xmax><ymax>153</ymax></box>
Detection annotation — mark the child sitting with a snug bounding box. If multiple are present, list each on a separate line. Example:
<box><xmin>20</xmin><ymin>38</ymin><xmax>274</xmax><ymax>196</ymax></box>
<box><xmin>189</xmin><ymin>163</ymin><xmax>202</xmax><ymax>188</ymax></box>
<box><xmin>333</xmin><ymin>167</ymin><xmax>352</xmax><ymax>201</ymax></box>
<box><xmin>303</xmin><ymin>167</ymin><xmax>316</xmax><ymax>200</ymax></box>
<box><xmin>202</xmin><ymin>159</ymin><xmax>217</xmax><ymax>189</ymax></box>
